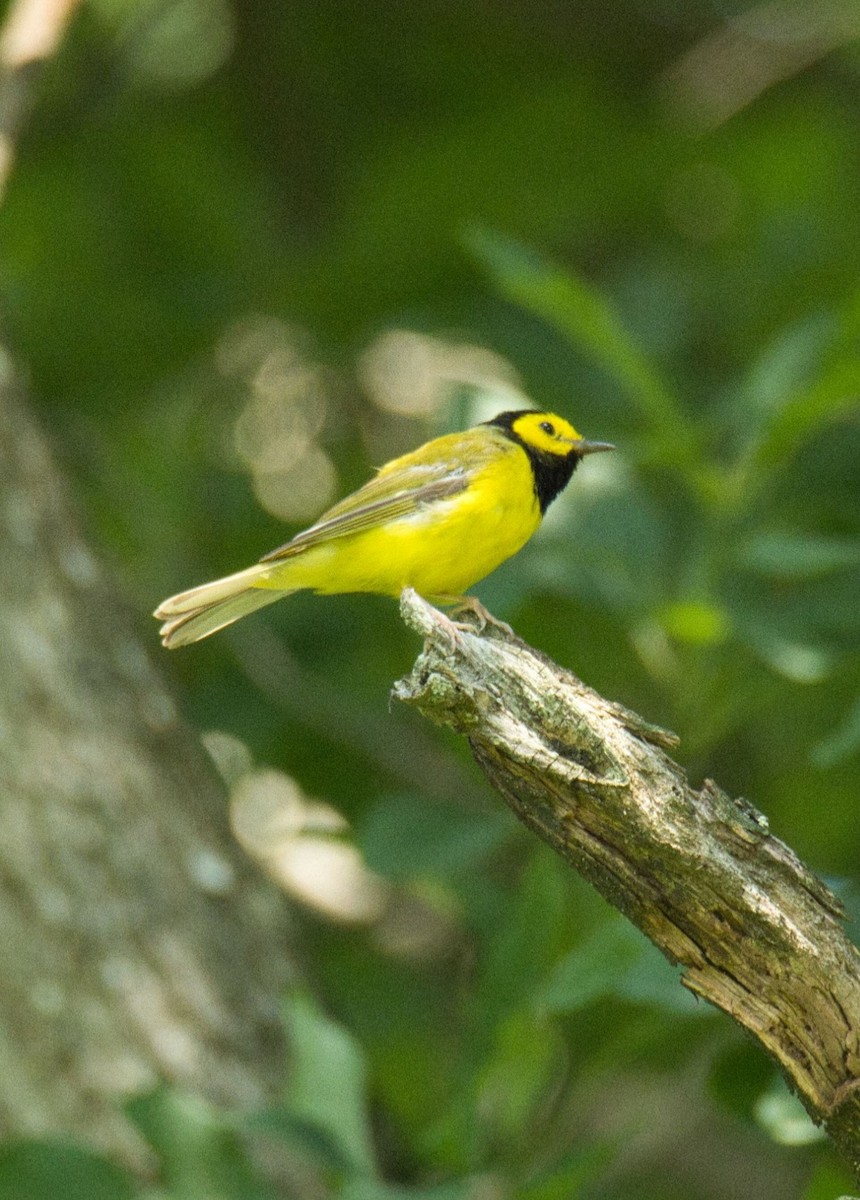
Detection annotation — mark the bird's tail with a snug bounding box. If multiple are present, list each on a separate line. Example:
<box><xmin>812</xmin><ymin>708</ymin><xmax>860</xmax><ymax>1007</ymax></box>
<box><xmin>154</xmin><ymin>563</ymin><xmax>292</xmax><ymax>648</ymax></box>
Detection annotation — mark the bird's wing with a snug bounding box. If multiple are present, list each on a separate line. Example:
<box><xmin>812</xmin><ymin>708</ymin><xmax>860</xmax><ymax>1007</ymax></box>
<box><xmin>259</xmin><ymin>434</ymin><xmax>494</xmax><ymax>563</ymax></box>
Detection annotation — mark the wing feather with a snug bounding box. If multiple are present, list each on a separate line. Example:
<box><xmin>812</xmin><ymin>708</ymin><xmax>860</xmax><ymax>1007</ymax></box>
<box><xmin>259</xmin><ymin>465</ymin><xmax>470</xmax><ymax>563</ymax></box>
<box><xmin>259</xmin><ymin>427</ymin><xmax>508</xmax><ymax>564</ymax></box>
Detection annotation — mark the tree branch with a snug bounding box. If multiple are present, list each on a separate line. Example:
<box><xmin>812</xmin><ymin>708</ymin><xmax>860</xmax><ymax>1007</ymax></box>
<box><xmin>393</xmin><ymin>589</ymin><xmax>860</xmax><ymax>1179</ymax></box>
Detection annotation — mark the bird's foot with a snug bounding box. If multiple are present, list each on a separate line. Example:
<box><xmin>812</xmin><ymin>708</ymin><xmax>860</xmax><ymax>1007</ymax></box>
<box><xmin>439</xmin><ymin>595</ymin><xmax>515</xmax><ymax>638</ymax></box>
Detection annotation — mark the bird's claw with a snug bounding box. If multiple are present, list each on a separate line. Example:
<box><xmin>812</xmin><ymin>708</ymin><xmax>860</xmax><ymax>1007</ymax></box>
<box><xmin>444</xmin><ymin>596</ymin><xmax>515</xmax><ymax>638</ymax></box>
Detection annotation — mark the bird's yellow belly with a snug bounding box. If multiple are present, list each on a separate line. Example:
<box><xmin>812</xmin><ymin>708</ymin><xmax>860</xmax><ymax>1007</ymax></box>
<box><xmin>266</xmin><ymin>454</ymin><xmax>541</xmax><ymax>599</ymax></box>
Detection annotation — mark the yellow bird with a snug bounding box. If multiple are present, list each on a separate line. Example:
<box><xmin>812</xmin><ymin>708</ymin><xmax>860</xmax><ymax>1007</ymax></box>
<box><xmin>155</xmin><ymin>409</ymin><xmax>613</xmax><ymax>648</ymax></box>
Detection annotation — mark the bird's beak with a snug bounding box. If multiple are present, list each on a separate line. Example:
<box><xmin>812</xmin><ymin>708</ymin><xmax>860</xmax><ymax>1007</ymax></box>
<box><xmin>569</xmin><ymin>439</ymin><xmax>615</xmax><ymax>456</ymax></box>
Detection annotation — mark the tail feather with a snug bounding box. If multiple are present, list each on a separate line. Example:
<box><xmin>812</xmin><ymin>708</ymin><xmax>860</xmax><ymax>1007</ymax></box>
<box><xmin>154</xmin><ymin>564</ymin><xmax>293</xmax><ymax>648</ymax></box>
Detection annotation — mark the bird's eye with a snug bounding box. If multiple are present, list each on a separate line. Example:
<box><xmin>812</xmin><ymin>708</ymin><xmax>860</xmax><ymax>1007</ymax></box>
<box><xmin>539</xmin><ymin>421</ymin><xmax>555</xmax><ymax>436</ymax></box>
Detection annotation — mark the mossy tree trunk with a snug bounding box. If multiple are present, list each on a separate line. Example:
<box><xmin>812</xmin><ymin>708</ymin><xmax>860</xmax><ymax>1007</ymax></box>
<box><xmin>0</xmin><ymin>370</ymin><xmax>294</xmax><ymax>1167</ymax></box>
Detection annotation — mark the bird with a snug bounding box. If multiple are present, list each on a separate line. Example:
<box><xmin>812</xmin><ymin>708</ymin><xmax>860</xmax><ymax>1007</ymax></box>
<box><xmin>155</xmin><ymin>409</ymin><xmax>613</xmax><ymax>648</ymax></box>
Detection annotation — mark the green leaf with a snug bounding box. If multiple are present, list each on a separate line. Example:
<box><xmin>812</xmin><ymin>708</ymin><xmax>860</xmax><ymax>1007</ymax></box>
<box><xmin>658</xmin><ymin>600</ymin><xmax>730</xmax><ymax>645</ymax></box>
<box><xmin>754</xmin><ymin>356</ymin><xmax>860</xmax><ymax>468</ymax></box>
<box><xmin>709</xmin><ymin>1041</ymin><xmax>775</xmax><ymax>1123</ymax></box>
<box><xmin>359</xmin><ymin>793</ymin><xmax>511</xmax><ymax>879</ymax></box>
<box><xmin>736</xmin><ymin>622</ymin><xmax>837</xmax><ymax>684</ymax></box>
<box><xmin>527</xmin><ymin>464</ymin><xmax>670</xmax><ymax>616</ymax></box>
<box><xmin>517</xmin><ymin>1146</ymin><xmax>613</xmax><ymax>1200</ymax></box>
<box><xmin>717</xmin><ymin>311</ymin><xmax>858</xmax><ymax>510</ymax></box>
<box><xmin>126</xmin><ymin>1088</ymin><xmax>273</xmax><ymax>1200</ymax></box>
<box><xmin>736</xmin><ymin>532</ymin><xmax>860</xmax><ymax>580</ymax></box>
<box><xmin>474</xmin><ymin>855</ymin><xmax>569</xmax><ymax>1034</ymax></box>
<box><xmin>0</xmin><ymin>1141</ymin><xmax>140</xmax><ymax>1200</ymax></box>
<box><xmin>723</xmin><ymin>313</ymin><xmax>835</xmax><ymax>471</ymax></box>
<box><xmin>728</xmin><ymin>293</ymin><xmax>860</xmax><ymax>474</ymax></box>
<box><xmin>437</xmin><ymin>857</ymin><xmax>570</xmax><ymax>1165</ymax></box>
<box><xmin>827</xmin><ymin>876</ymin><xmax>860</xmax><ymax>943</ymax></box>
<box><xmin>541</xmin><ymin>915</ymin><xmax>701</xmax><ymax>1016</ymax></box>
<box><xmin>801</xmin><ymin>1160</ymin><xmax>860</xmax><ymax>1200</ymax></box>
<box><xmin>475</xmin><ymin>1011</ymin><xmax>560</xmax><ymax>1148</ymax></box>
<box><xmin>340</xmin><ymin>1180</ymin><xmax>471</xmax><ymax>1200</ymax></box>
<box><xmin>465</xmin><ymin>228</ymin><xmax>685</xmax><ymax>436</ymax></box>
<box><xmin>281</xmin><ymin>991</ymin><xmax>378</xmax><ymax>1178</ymax></box>
<box><xmin>244</xmin><ymin>1107</ymin><xmax>357</xmax><ymax>1173</ymax></box>
<box><xmin>754</xmin><ymin>1079</ymin><xmax>826</xmax><ymax>1146</ymax></box>
<box><xmin>736</xmin><ymin>314</ymin><xmax>835</xmax><ymax>423</ymax></box>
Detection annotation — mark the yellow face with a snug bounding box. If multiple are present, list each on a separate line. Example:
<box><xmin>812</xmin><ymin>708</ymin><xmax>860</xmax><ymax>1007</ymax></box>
<box><xmin>509</xmin><ymin>411</ymin><xmax>582</xmax><ymax>457</ymax></box>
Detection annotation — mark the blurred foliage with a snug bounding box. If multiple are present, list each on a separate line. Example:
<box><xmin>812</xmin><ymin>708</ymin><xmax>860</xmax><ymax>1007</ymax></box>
<box><xmin>2</xmin><ymin>0</ymin><xmax>860</xmax><ymax>1197</ymax></box>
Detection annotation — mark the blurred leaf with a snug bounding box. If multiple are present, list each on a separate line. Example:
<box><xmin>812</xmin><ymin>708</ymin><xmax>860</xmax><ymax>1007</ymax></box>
<box><xmin>813</xmin><ymin>694</ymin><xmax>860</xmax><ymax>767</ymax></box>
<box><xmin>658</xmin><ymin>600</ymin><xmax>730</xmax><ymax>645</ymax></box>
<box><xmin>88</xmin><ymin>0</ymin><xmax>235</xmax><ymax>92</ymax></box>
<box><xmin>359</xmin><ymin>793</ymin><xmax>511</xmax><ymax>879</ymax></box>
<box><xmin>736</xmin><ymin>622</ymin><xmax>838</xmax><ymax>684</ymax></box>
<box><xmin>517</xmin><ymin>1146</ymin><xmax>614</xmax><ymax>1200</ymax></box>
<box><xmin>736</xmin><ymin>314</ymin><xmax>835</xmax><ymax>421</ymax></box>
<box><xmin>754</xmin><ymin>357</ymin><xmax>860</xmax><ymax>469</ymax></box>
<box><xmin>736</xmin><ymin>532</ymin><xmax>860</xmax><ymax>580</ymax></box>
<box><xmin>475</xmin><ymin>1011</ymin><xmax>560</xmax><ymax>1151</ymax></box>
<box><xmin>281</xmin><ymin>991</ymin><xmax>378</xmax><ymax>1178</ymax></box>
<box><xmin>709</xmin><ymin>1041</ymin><xmax>775</xmax><ymax>1124</ymax></box>
<box><xmin>465</xmin><ymin>229</ymin><xmax>685</xmax><ymax>438</ymax></box>
<box><xmin>430</xmin><ymin>857</ymin><xmax>570</xmax><ymax>1169</ymax></box>
<box><xmin>0</xmin><ymin>1141</ymin><xmax>140</xmax><ymax>1200</ymax></box>
<box><xmin>245</xmin><ymin>1107</ymin><xmax>357</xmax><ymax>1173</ymax></box>
<box><xmin>801</xmin><ymin>1159</ymin><xmax>860</xmax><ymax>1200</ymax></box>
<box><xmin>724</xmin><ymin>314</ymin><xmax>836</xmax><ymax>468</ymax></box>
<box><xmin>126</xmin><ymin>1088</ymin><xmax>273</xmax><ymax>1200</ymax></box>
<box><xmin>529</xmin><ymin>459</ymin><xmax>670</xmax><ymax>616</ymax></box>
<box><xmin>541</xmin><ymin>915</ymin><xmax>702</xmax><ymax>1017</ymax></box>
<box><xmin>340</xmin><ymin>1180</ymin><xmax>471</xmax><ymax>1200</ymax></box>
<box><xmin>717</xmin><ymin>309</ymin><xmax>860</xmax><ymax>524</ymax></box>
<box><xmin>474</xmin><ymin>854</ymin><xmax>569</xmax><ymax>1035</ymax></box>
<box><xmin>303</xmin><ymin>74</ymin><xmax>662</xmax><ymax>332</ymax></box>
<box><xmin>729</xmin><ymin>604</ymin><xmax>839</xmax><ymax>681</ymax></box>
<box><xmin>823</xmin><ymin>876</ymin><xmax>860</xmax><ymax>949</ymax></box>
<box><xmin>753</xmin><ymin>1079</ymin><xmax>827</xmax><ymax>1147</ymax></box>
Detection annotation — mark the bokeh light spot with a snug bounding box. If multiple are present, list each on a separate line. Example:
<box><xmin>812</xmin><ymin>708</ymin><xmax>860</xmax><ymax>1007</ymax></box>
<box><xmin>359</xmin><ymin>329</ymin><xmax>527</xmax><ymax>417</ymax></box>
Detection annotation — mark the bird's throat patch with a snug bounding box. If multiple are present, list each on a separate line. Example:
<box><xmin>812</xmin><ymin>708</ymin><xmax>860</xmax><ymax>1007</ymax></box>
<box><xmin>524</xmin><ymin>447</ymin><xmax>578</xmax><ymax>513</ymax></box>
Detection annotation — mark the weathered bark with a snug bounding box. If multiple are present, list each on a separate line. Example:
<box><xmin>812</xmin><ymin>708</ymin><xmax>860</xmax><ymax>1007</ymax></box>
<box><xmin>0</xmin><ymin>370</ymin><xmax>294</xmax><ymax>1166</ymax></box>
<box><xmin>394</xmin><ymin>589</ymin><xmax>860</xmax><ymax>1180</ymax></box>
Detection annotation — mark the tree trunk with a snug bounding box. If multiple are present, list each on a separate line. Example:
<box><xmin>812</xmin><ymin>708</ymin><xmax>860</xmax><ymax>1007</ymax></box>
<box><xmin>0</xmin><ymin>368</ymin><xmax>294</xmax><ymax>1167</ymax></box>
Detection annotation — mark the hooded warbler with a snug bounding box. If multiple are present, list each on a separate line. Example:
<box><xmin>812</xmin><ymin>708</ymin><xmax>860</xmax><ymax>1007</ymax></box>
<box><xmin>155</xmin><ymin>409</ymin><xmax>613</xmax><ymax>648</ymax></box>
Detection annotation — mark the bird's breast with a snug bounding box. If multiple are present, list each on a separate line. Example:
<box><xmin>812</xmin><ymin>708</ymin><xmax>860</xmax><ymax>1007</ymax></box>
<box><xmin>352</xmin><ymin>448</ymin><xmax>541</xmax><ymax>596</ymax></box>
<box><xmin>271</xmin><ymin>446</ymin><xmax>542</xmax><ymax>599</ymax></box>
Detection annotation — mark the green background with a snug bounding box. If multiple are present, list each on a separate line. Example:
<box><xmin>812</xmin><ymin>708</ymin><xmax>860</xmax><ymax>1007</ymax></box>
<box><xmin>3</xmin><ymin>0</ymin><xmax>860</xmax><ymax>1196</ymax></box>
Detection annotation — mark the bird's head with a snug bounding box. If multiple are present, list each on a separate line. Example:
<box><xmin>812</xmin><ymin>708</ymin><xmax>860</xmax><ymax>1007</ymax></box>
<box><xmin>484</xmin><ymin>409</ymin><xmax>615</xmax><ymax>460</ymax></box>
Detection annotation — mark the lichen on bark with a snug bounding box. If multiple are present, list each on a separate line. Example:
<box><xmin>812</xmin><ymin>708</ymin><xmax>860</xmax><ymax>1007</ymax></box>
<box><xmin>0</xmin><ymin>374</ymin><xmax>294</xmax><ymax>1166</ymax></box>
<box><xmin>394</xmin><ymin>588</ymin><xmax>860</xmax><ymax>1180</ymax></box>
